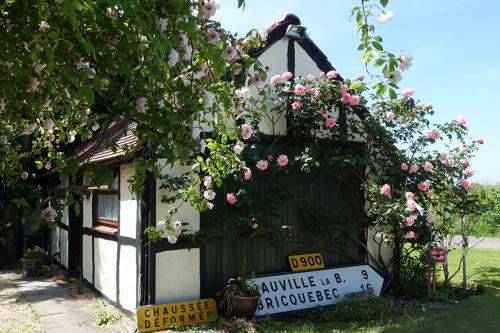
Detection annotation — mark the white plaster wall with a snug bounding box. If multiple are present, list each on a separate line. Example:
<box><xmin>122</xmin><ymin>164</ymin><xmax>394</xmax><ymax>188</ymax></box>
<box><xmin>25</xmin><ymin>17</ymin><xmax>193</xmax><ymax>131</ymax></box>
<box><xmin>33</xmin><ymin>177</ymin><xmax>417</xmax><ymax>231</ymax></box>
<box><xmin>119</xmin><ymin>164</ymin><xmax>137</xmax><ymax>239</ymax></box>
<box><xmin>367</xmin><ymin>228</ymin><xmax>393</xmax><ymax>273</ymax></box>
<box><xmin>82</xmin><ymin>234</ymin><xmax>93</xmax><ymax>282</ymax></box>
<box><xmin>156</xmin><ymin>160</ymin><xmax>200</xmax><ymax>231</ymax></box>
<box><xmin>294</xmin><ymin>43</ymin><xmax>322</xmax><ymax>77</ymax></box>
<box><xmin>155</xmin><ymin>249</ymin><xmax>200</xmax><ymax>304</ymax></box>
<box><xmin>119</xmin><ymin>244</ymin><xmax>137</xmax><ymax>312</ymax></box>
<box><xmin>82</xmin><ymin>191</ymin><xmax>93</xmax><ymax>229</ymax></box>
<box><xmin>94</xmin><ymin>238</ymin><xmax>118</xmax><ymax>302</ymax></box>
<box><xmin>50</xmin><ymin>227</ymin><xmax>60</xmax><ymax>257</ymax></box>
<box><xmin>59</xmin><ymin>228</ymin><xmax>68</xmax><ymax>268</ymax></box>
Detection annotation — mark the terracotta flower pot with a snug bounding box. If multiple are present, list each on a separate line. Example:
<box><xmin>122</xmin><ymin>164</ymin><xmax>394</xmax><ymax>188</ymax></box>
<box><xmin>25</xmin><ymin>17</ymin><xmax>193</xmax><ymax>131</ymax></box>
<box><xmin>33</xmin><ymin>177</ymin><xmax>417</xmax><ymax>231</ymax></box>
<box><xmin>225</xmin><ymin>293</ymin><xmax>260</xmax><ymax>318</ymax></box>
<box><xmin>22</xmin><ymin>258</ymin><xmax>43</xmax><ymax>277</ymax></box>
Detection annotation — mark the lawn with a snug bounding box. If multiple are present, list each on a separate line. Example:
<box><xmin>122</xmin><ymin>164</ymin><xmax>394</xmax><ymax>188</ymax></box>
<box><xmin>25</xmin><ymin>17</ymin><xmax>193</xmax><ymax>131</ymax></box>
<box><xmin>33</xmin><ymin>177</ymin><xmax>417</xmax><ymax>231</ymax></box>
<box><xmin>255</xmin><ymin>248</ymin><xmax>500</xmax><ymax>333</ymax></box>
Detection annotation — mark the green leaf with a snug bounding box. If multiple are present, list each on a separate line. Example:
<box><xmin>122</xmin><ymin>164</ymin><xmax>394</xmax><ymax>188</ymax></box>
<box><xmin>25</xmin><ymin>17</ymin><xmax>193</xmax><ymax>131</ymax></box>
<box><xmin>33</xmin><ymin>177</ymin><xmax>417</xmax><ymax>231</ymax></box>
<box><xmin>372</xmin><ymin>41</ymin><xmax>384</xmax><ymax>51</ymax></box>
<box><xmin>80</xmin><ymin>86</ymin><xmax>94</xmax><ymax>106</ymax></box>
<box><xmin>380</xmin><ymin>0</ymin><xmax>389</xmax><ymax>8</ymax></box>
<box><xmin>389</xmin><ymin>88</ymin><xmax>397</xmax><ymax>100</ymax></box>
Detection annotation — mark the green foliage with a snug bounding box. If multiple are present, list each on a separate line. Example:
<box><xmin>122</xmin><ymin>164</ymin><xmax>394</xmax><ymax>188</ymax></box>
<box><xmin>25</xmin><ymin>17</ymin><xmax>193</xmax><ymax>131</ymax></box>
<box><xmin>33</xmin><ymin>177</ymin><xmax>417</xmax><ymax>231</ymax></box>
<box><xmin>22</xmin><ymin>246</ymin><xmax>46</xmax><ymax>259</ymax></box>
<box><xmin>95</xmin><ymin>310</ymin><xmax>122</xmax><ymax>326</ymax></box>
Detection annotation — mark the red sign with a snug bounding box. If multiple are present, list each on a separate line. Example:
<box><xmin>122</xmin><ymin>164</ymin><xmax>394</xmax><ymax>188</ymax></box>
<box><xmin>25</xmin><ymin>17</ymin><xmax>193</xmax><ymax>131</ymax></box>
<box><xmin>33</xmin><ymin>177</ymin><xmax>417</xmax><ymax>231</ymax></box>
<box><xmin>430</xmin><ymin>248</ymin><xmax>447</xmax><ymax>264</ymax></box>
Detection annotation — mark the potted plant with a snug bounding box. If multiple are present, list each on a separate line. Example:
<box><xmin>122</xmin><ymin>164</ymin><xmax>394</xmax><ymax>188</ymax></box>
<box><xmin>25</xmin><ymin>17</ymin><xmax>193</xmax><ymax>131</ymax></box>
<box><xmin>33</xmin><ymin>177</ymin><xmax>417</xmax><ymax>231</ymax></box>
<box><xmin>223</xmin><ymin>272</ymin><xmax>261</xmax><ymax>318</ymax></box>
<box><xmin>21</xmin><ymin>246</ymin><xmax>46</xmax><ymax>277</ymax></box>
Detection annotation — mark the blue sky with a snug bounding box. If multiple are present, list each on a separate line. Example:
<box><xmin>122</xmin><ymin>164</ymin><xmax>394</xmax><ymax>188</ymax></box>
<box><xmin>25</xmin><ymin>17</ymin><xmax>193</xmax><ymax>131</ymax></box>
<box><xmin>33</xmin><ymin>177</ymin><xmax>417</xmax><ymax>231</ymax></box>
<box><xmin>215</xmin><ymin>0</ymin><xmax>500</xmax><ymax>184</ymax></box>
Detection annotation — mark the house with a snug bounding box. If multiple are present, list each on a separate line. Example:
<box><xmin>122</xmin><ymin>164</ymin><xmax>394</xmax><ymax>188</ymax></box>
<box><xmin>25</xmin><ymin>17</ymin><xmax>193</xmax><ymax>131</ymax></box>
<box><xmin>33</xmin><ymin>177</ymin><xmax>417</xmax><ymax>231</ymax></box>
<box><xmin>46</xmin><ymin>14</ymin><xmax>392</xmax><ymax>317</ymax></box>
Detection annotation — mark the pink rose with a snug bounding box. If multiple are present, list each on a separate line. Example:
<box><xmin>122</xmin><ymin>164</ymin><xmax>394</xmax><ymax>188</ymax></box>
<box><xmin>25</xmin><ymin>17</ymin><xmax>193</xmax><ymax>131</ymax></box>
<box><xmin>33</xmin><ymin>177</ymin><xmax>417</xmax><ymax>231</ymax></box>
<box><xmin>223</xmin><ymin>45</ymin><xmax>237</xmax><ymax>61</ymax></box>
<box><xmin>356</xmin><ymin>73</ymin><xmax>365</xmax><ymax>81</ymax></box>
<box><xmin>241</xmin><ymin>123</ymin><xmax>252</xmax><ymax>140</ymax></box>
<box><xmin>256</xmin><ymin>160</ymin><xmax>268</xmax><ymax>171</ymax></box>
<box><xmin>349</xmin><ymin>95</ymin><xmax>360</xmax><ymax>106</ymax></box>
<box><xmin>294</xmin><ymin>84</ymin><xmax>306</xmax><ymax>95</ymax></box>
<box><xmin>426</xmin><ymin>191</ymin><xmax>433</xmax><ymax>199</ymax></box>
<box><xmin>465</xmin><ymin>168</ymin><xmax>474</xmax><ymax>177</ymax></box>
<box><xmin>405</xmin><ymin>192</ymin><xmax>414</xmax><ymax>200</ymax></box>
<box><xmin>326</xmin><ymin>70</ymin><xmax>337</xmax><ymax>79</ymax></box>
<box><xmin>476</xmin><ymin>138</ymin><xmax>484</xmax><ymax>144</ymax></box>
<box><xmin>423</xmin><ymin>161</ymin><xmax>434</xmax><ymax>172</ymax></box>
<box><xmin>460</xmin><ymin>159</ymin><xmax>470</xmax><ymax>168</ymax></box>
<box><xmin>291</xmin><ymin>101</ymin><xmax>301</xmax><ymax>109</ymax></box>
<box><xmin>456</xmin><ymin>115</ymin><xmax>467</xmax><ymax>128</ymax></box>
<box><xmin>226</xmin><ymin>193</ymin><xmax>237</xmax><ymax>205</ymax></box>
<box><xmin>277</xmin><ymin>154</ymin><xmax>289</xmax><ymax>167</ymax></box>
<box><xmin>251</xmin><ymin>223</ymin><xmax>258</xmax><ymax>229</ymax></box>
<box><xmin>281</xmin><ymin>71</ymin><xmax>293</xmax><ymax>81</ymax></box>
<box><xmin>243</xmin><ymin>169</ymin><xmax>252</xmax><ymax>180</ymax></box>
<box><xmin>410</xmin><ymin>164</ymin><xmax>419</xmax><ymax>173</ymax></box>
<box><xmin>306</xmin><ymin>74</ymin><xmax>315</xmax><ymax>82</ymax></box>
<box><xmin>380</xmin><ymin>184</ymin><xmax>391</xmax><ymax>198</ymax></box>
<box><xmin>459</xmin><ymin>178</ymin><xmax>471</xmax><ymax>189</ymax></box>
<box><xmin>325</xmin><ymin>117</ymin><xmax>337</xmax><ymax>129</ymax></box>
<box><xmin>406</xmin><ymin>199</ymin><xmax>417</xmax><ymax>212</ymax></box>
<box><xmin>267</xmin><ymin>154</ymin><xmax>274</xmax><ymax>161</ymax></box>
<box><xmin>417</xmin><ymin>181</ymin><xmax>430</xmax><ymax>191</ymax></box>
<box><xmin>318</xmin><ymin>108</ymin><xmax>325</xmax><ymax>115</ymax></box>
<box><xmin>384</xmin><ymin>112</ymin><xmax>395</xmax><ymax>122</ymax></box>
<box><xmin>424</xmin><ymin>103</ymin><xmax>433</xmax><ymax>109</ymax></box>
<box><xmin>270</xmin><ymin>74</ymin><xmax>282</xmax><ymax>85</ymax></box>
<box><xmin>401</xmin><ymin>88</ymin><xmax>415</xmax><ymax>97</ymax></box>
<box><xmin>438</xmin><ymin>153</ymin><xmax>447</xmax><ymax>161</ymax></box>
<box><xmin>405</xmin><ymin>231</ymin><xmax>416</xmax><ymax>239</ymax></box>
<box><xmin>167</xmin><ymin>235</ymin><xmax>178</xmax><ymax>244</ymax></box>
<box><xmin>401</xmin><ymin>163</ymin><xmax>409</xmax><ymax>171</ymax></box>
<box><xmin>340</xmin><ymin>84</ymin><xmax>349</xmax><ymax>95</ymax></box>
<box><xmin>406</xmin><ymin>215</ymin><xmax>416</xmax><ymax>227</ymax></box>
<box><xmin>426</xmin><ymin>130</ymin><xmax>441</xmax><ymax>140</ymax></box>
<box><xmin>172</xmin><ymin>220</ymin><xmax>182</xmax><ymax>230</ymax></box>
<box><xmin>341</xmin><ymin>93</ymin><xmax>351</xmax><ymax>103</ymax></box>
<box><xmin>426</xmin><ymin>213</ymin><xmax>435</xmax><ymax>224</ymax></box>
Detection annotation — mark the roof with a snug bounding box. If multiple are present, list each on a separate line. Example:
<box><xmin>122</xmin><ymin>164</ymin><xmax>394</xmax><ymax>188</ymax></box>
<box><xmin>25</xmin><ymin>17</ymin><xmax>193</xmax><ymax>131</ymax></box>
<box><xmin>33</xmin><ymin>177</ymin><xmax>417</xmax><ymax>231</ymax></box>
<box><xmin>249</xmin><ymin>13</ymin><xmax>340</xmax><ymax>76</ymax></box>
<box><xmin>73</xmin><ymin>118</ymin><xmax>138</xmax><ymax>164</ymax></box>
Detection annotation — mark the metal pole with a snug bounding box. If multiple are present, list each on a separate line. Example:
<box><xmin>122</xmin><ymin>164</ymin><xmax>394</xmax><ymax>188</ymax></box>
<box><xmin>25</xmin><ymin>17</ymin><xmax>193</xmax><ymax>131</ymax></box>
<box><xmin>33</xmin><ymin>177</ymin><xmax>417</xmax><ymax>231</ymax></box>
<box><xmin>461</xmin><ymin>214</ymin><xmax>467</xmax><ymax>290</ymax></box>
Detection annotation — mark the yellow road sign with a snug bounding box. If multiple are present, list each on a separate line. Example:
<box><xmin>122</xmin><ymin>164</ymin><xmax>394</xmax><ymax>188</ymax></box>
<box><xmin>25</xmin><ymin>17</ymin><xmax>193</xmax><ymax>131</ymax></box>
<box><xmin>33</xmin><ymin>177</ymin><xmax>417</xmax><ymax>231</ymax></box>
<box><xmin>288</xmin><ymin>253</ymin><xmax>325</xmax><ymax>271</ymax></box>
<box><xmin>136</xmin><ymin>298</ymin><xmax>218</xmax><ymax>332</ymax></box>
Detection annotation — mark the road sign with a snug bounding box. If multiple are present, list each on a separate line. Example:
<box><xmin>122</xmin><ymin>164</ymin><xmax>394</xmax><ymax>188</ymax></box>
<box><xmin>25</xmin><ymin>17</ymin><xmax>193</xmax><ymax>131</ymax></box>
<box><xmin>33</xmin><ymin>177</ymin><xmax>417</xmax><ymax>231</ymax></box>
<box><xmin>136</xmin><ymin>298</ymin><xmax>218</xmax><ymax>332</ymax></box>
<box><xmin>249</xmin><ymin>264</ymin><xmax>385</xmax><ymax>316</ymax></box>
<box><xmin>430</xmin><ymin>248</ymin><xmax>447</xmax><ymax>264</ymax></box>
<box><xmin>288</xmin><ymin>253</ymin><xmax>325</xmax><ymax>271</ymax></box>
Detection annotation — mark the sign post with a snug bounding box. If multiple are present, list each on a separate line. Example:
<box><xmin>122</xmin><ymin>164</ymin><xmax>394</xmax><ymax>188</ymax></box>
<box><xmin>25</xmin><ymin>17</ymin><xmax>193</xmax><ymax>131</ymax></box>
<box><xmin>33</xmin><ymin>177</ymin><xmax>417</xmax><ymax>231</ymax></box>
<box><xmin>249</xmin><ymin>264</ymin><xmax>385</xmax><ymax>316</ymax></box>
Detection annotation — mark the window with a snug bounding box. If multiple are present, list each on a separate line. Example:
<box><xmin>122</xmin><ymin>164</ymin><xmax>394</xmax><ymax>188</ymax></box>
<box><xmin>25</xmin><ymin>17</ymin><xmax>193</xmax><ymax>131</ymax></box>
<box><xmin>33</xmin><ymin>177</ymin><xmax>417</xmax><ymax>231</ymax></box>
<box><xmin>92</xmin><ymin>170</ymin><xmax>119</xmax><ymax>231</ymax></box>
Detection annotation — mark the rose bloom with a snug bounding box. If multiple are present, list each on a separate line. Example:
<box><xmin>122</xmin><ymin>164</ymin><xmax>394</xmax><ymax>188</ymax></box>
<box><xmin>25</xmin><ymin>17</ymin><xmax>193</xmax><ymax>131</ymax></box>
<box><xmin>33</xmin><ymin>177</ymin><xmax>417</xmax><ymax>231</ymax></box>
<box><xmin>306</xmin><ymin>74</ymin><xmax>315</xmax><ymax>82</ymax></box>
<box><xmin>203</xmin><ymin>176</ymin><xmax>212</xmax><ymax>188</ymax></box>
<box><xmin>423</xmin><ymin>161</ymin><xmax>434</xmax><ymax>172</ymax></box>
<box><xmin>243</xmin><ymin>168</ymin><xmax>252</xmax><ymax>180</ymax></box>
<box><xmin>277</xmin><ymin>154</ymin><xmax>289</xmax><ymax>167</ymax></box>
<box><xmin>406</xmin><ymin>215</ymin><xmax>416</xmax><ymax>227</ymax></box>
<box><xmin>439</xmin><ymin>153</ymin><xmax>447</xmax><ymax>161</ymax></box>
<box><xmin>384</xmin><ymin>112</ymin><xmax>395</xmax><ymax>122</ymax></box>
<box><xmin>203</xmin><ymin>189</ymin><xmax>216</xmax><ymax>201</ymax></box>
<box><xmin>267</xmin><ymin>154</ymin><xmax>274</xmax><ymax>161</ymax></box>
<box><xmin>405</xmin><ymin>231</ymin><xmax>416</xmax><ymax>239</ymax></box>
<box><xmin>350</xmin><ymin>95</ymin><xmax>360</xmax><ymax>106</ymax></box>
<box><xmin>270</xmin><ymin>74</ymin><xmax>282</xmax><ymax>85</ymax></box>
<box><xmin>226</xmin><ymin>193</ymin><xmax>237</xmax><ymax>205</ymax></box>
<box><xmin>241</xmin><ymin>123</ymin><xmax>252</xmax><ymax>140</ymax></box>
<box><xmin>460</xmin><ymin>159</ymin><xmax>470</xmax><ymax>167</ymax></box>
<box><xmin>401</xmin><ymin>163</ymin><xmax>409</xmax><ymax>171</ymax></box>
<box><xmin>476</xmin><ymin>138</ymin><xmax>484</xmax><ymax>144</ymax></box>
<box><xmin>426</xmin><ymin>213</ymin><xmax>435</xmax><ymax>224</ymax></box>
<box><xmin>426</xmin><ymin>190</ymin><xmax>433</xmax><ymax>198</ymax></box>
<box><xmin>281</xmin><ymin>71</ymin><xmax>293</xmax><ymax>81</ymax></box>
<box><xmin>456</xmin><ymin>115</ymin><xmax>467</xmax><ymax>128</ymax></box>
<box><xmin>294</xmin><ymin>84</ymin><xmax>306</xmax><ymax>95</ymax></box>
<box><xmin>424</xmin><ymin>103</ymin><xmax>433</xmax><ymax>109</ymax></box>
<box><xmin>380</xmin><ymin>184</ymin><xmax>391</xmax><ymax>198</ymax></box>
<box><xmin>356</xmin><ymin>73</ymin><xmax>365</xmax><ymax>81</ymax></box>
<box><xmin>207</xmin><ymin>29</ymin><xmax>220</xmax><ymax>44</ymax></box>
<box><xmin>172</xmin><ymin>220</ymin><xmax>182</xmax><ymax>230</ymax></box>
<box><xmin>291</xmin><ymin>101</ymin><xmax>301</xmax><ymax>110</ymax></box>
<box><xmin>417</xmin><ymin>181</ymin><xmax>430</xmax><ymax>191</ymax></box>
<box><xmin>406</xmin><ymin>199</ymin><xmax>417</xmax><ymax>212</ymax></box>
<box><xmin>405</xmin><ymin>192</ymin><xmax>414</xmax><ymax>200</ymax></box>
<box><xmin>426</xmin><ymin>130</ymin><xmax>441</xmax><ymax>139</ymax></box>
<box><xmin>326</xmin><ymin>70</ymin><xmax>337</xmax><ymax>79</ymax></box>
<box><xmin>21</xmin><ymin>171</ymin><xmax>29</xmax><ymax>180</ymax></box>
<box><xmin>223</xmin><ymin>45</ymin><xmax>237</xmax><ymax>61</ymax></box>
<box><xmin>251</xmin><ymin>223</ymin><xmax>259</xmax><ymax>230</ymax></box>
<box><xmin>256</xmin><ymin>160</ymin><xmax>268</xmax><ymax>171</ymax></box>
<box><xmin>325</xmin><ymin>117</ymin><xmax>337</xmax><ymax>129</ymax></box>
<box><xmin>465</xmin><ymin>168</ymin><xmax>474</xmax><ymax>177</ymax></box>
<box><xmin>167</xmin><ymin>235</ymin><xmax>178</xmax><ymax>244</ymax></box>
<box><xmin>410</xmin><ymin>164</ymin><xmax>419</xmax><ymax>173</ymax></box>
<box><xmin>401</xmin><ymin>88</ymin><xmax>415</xmax><ymax>97</ymax></box>
<box><xmin>459</xmin><ymin>178</ymin><xmax>472</xmax><ymax>189</ymax></box>
<box><xmin>318</xmin><ymin>108</ymin><xmax>326</xmax><ymax>115</ymax></box>
<box><xmin>233</xmin><ymin>141</ymin><xmax>245</xmax><ymax>155</ymax></box>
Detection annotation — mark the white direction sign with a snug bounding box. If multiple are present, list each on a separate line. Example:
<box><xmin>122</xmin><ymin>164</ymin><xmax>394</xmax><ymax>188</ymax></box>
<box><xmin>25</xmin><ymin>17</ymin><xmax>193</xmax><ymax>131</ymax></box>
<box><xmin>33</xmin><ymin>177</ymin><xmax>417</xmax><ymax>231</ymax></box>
<box><xmin>250</xmin><ymin>264</ymin><xmax>385</xmax><ymax>316</ymax></box>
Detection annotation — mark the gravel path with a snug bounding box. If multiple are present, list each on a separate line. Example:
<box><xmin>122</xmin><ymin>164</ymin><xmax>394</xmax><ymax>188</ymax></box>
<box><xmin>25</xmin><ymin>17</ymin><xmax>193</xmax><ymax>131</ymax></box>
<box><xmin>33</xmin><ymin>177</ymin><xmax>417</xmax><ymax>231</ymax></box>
<box><xmin>0</xmin><ymin>271</ymin><xmax>46</xmax><ymax>333</ymax></box>
<box><xmin>451</xmin><ymin>236</ymin><xmax>500</xmax><ymax>249</ymax></box>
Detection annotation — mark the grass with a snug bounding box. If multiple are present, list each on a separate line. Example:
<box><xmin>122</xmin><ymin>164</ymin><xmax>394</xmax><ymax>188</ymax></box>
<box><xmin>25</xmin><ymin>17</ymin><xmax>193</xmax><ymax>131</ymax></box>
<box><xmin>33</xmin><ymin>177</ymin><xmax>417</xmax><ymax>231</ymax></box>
<box><xmin>255</xmin><ymin>248</ymin><xmax>500</xmax><ymax>333</ymax></box>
